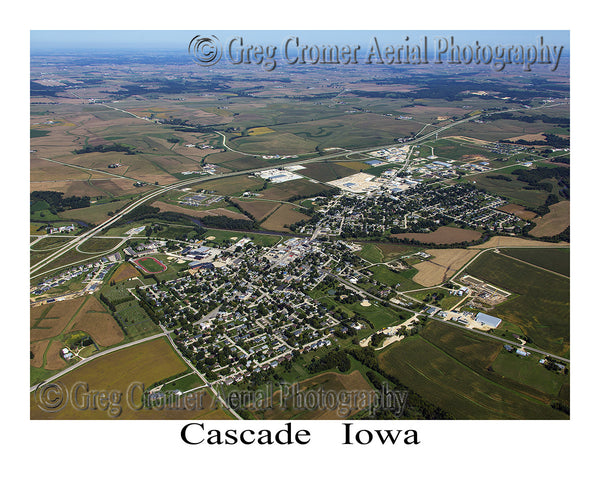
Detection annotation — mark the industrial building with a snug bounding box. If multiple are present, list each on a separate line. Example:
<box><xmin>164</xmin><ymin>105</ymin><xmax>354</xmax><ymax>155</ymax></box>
<box><xmin>475</xmin><ymin>312</ymin><xmax>502</xmax><ymax>328</ymax></box>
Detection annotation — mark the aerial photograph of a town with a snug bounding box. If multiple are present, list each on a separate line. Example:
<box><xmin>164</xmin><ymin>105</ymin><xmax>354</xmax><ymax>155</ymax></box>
<box><xmin>30</xmin><ymin>30</ymin><xmax>570</xmax><ymax>422</ymax></box>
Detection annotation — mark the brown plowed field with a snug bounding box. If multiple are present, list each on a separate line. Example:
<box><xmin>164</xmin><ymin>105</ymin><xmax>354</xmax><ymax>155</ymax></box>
<box><xmin>69</xmin><ymin>296</ymin><xmax>124</xmax><ymax>347</ymax></box>
<box><xmin>413</xmin><ymin>249</ymin><xmax>479</xmax><ymax>287</ymax></box>
<box><xmin>392</xmin><ymin>226</ymin><xmax>481</xmax><ymax>244</ymax></box>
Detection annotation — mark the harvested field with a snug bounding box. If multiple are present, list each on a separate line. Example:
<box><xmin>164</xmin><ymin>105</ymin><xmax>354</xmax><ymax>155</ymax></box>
<box><xmin>231</xmin><ymin>199</ymin><xmax>282</xmax><ymax>221</ymax></box>
<box><xmin>151</xmin><ymin>201</ymin><xmax>250</xmax><ymax>220</ymax></box>
<box><xmin>334</xmin><ymin>161</ymin><xmax>369</xmax><ymax>171</ymax></box>
<box><xmin>30</xmin><ymin>297</ymin><xmax>86</xmax><ymax>342</ymax></box>
<box><xmin>497</xmin><ymin>203</ymin><xmax>538</xmax><ymax>220</ymax></box>
<box><xmin>109</xmin><ymin>262</ymin><xmax>140</xmax><ymax>283</ymax></box>
<box><xmin>45</xmin><ymin>341</ymin><xmax>68</xmax><ymax>370</ymax></box>
<box><xmin>30</xmin><ymin>338</ymin><xmax>225</xmax><ymax>419</ymax></box>
<box><xmin>413</xmin><ymin>249</ymin><xmax>479</xmax><ymax>287</ymax></box>
<box><xmin>506</xmin><ymin>133</ymin><xmax>547</xmax><ymax>143</ymax></box>
<box><xmin>530</xmin><ymin>201</ymin><xmax>570</xmax><ymax>237</ymax></box>
<box><xmin>69</xmin><ymin>296</ymin><xmax>124</xmax><ymax>347</ymax></box>
<box><xmin>30</xmin><ymin>340</ymin><xmax>50</xmax><ymax>368</ymax></box>
<box><xmin>470</xmin><ymin>236</ymin><xmax>569</xmax><ymax>249</ymax></box>
<box><xmin>392</xmin><ymin>226</ymin><xmax>481</xmax><ymax>244</ymax></box>
<box><xmin>301</xmin><ymin>162</ymin><xmax>356</xmax><ymax>182</ymax></box>
<box><xmin>260</xmin><ymin>204</ymin><xmax>310</xmax><ymax>232</ymax></box>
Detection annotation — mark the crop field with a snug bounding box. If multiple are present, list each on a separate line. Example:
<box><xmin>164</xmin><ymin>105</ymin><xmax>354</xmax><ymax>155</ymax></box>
<box><xmin>461</xmin><ymin>172</ymin><xmax>550</xmax><ymax>207</ymax></box>
<box><xmin>109</xmin><ymin>262</ymin><xmax>140</xmax><ymax>283</ymax></box>
<box><xmin>420</xmin><ymin>321</ymin><xmax>568</xmax><ymax>402</ymax></box>
<box><xmin>421</xmin><ymin>138</ymin><xmax>499</xmax><ymax>162</ymax></box>
<box><xmin>29</xmin><ymin>338</ymin><xmax>233</xmax><ymax>419</ymax></box>
<box><xmin>260</xmin><ymin>204</ymin><xmax>310</xmax><ymax>232</ymax></box>
<box><xmin>301</xmin><ymin>162</ymin><xmax>357</xmax><ymax>182</ymax></box>
<box><xmin>260</xmin><ymin>178</ymin><xmax>335</xmax><ymax>202</ymax></box>
<box><xmin>497</xmin><ymin>203</ymin><xmax>538</xmax><ymax>220</ymax></box>
<box><xmin>412</xmin><ymin>248</ymin><xmax>479</xmax><ymax>287</ymax></box>
<box><xmin>30</xmin><ymin>296</ymin><xmax>86</xmax><ymax>342</ymax></box>
<box><xmin>231</xmin><ymin>199</ymin><xmax>282</xmax><ymax>221</ymax></box>
<box><xmin>445</xmin><ymin>118</ymin><xmax>555</xmax><ymax>142</ymax></box>
<box><xmin>247</xmin><ymin>126</ymin><xmax>276</xmax><ymax>135</ymax></box>
<box><xmin>530</xmin><ymin>201</ymin><xmax>570</xmax><ymax>237</ymax></box>
<box><xmin>501</xmin><ymin>247</ymin><xmax>570</xmax><ymax>276</ymax></box>
<box><xmin>44</xmin><ymin>341</ymin><xmax>68</xmax><ymax>370</ymax></box>
<box><xmin>196</xmin><ymin>175</ymin><xmax>264</xmax><ymax>195</ymax></box>
<box><xmin>465</xmin><ymin>251</ymin><xmax>570</xmax><ymax>356</ymax></box>
<box><xmin>229</xmin><ymin>131</ymin><xmax>318</xmax><ymax>155</ymax></box>
<box><xmin>275</xmin><ymin>113</ymin><xmax>417</xmax><ymax>150</ymax></box>
<box><xmin>57</xmin><ymin>199</ymin><xmax>130</xmax><ymax>224</ymax></box>
<box><xmin>30</xmin><ymin>297</ymin><xmax>90</xmax><ymax>379</ymax></box>
<box><xmin>378</xmin><ymin>335</ymin><xmax>567</xmax><ymax>419</ymax></box>
<box><xmin>220</xmin><ymin>156</ymin><xmax>272</xmax><ymax>171</ymax></box>
<box><xmin>68</xmin><ymin>296</ymin><xmax>124</xmax><ymax>347</ymax></box>
<box><xmin>392</xmin><ymin>226</ymin><xmax>481</xmax><ymax>244</ymax></box>
<box><xmin>258</xmin><ymin>371</ymin><xmax>374</xmax><ymax>420</ymax></box>
<box><xmin>469</xmin><ymin>235</ymin><xmax>569</xmax><ymax>249</ymax></box>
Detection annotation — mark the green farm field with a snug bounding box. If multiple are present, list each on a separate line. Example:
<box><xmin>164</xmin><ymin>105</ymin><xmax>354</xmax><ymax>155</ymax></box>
<box><xmin>378</xmin><ymin>333</ymin><xmax>567</xmax><ymax>419</ymax></box>
<box><xmin>501</xmin><ymin>247</ymin><xmax>570</xmax><ymax>276</ymax></box>
<box><xmin>465</xmin><ymin>251</ymin><xmax>569</xmax><ymax>357</ymax></box>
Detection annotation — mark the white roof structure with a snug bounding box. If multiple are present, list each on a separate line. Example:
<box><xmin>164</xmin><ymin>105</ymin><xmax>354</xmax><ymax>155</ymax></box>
<box><xmin>475</xmin><ymin>312</ymin><xmax>502</xmax><ymax>328</ymax></box>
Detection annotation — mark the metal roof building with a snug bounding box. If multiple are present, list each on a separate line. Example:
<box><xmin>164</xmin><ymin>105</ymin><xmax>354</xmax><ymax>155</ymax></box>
<box><xmin>476</xmin><ymin>312</ymin><xmax>502</xmax><ymax>328</ymax></box>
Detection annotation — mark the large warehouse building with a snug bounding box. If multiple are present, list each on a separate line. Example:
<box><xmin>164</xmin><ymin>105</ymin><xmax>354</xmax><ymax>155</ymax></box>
<box><xmin>475</xmin><ymin>312</ymin><xmax>502</xmax><ymax>328</ymax></box>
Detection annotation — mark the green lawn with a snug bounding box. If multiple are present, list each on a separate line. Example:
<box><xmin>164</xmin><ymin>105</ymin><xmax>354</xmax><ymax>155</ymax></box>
<box><xmin>368</xmin><ymin>264</ymin><xmax>422</xmax><ymax>291</ymax></box>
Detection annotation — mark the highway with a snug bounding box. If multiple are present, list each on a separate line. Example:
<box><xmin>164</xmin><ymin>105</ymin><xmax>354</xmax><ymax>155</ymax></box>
<box><xmin>28</xmin><ymin>105</ymin><xmax>519</xmax><ymax>276</ymax></box>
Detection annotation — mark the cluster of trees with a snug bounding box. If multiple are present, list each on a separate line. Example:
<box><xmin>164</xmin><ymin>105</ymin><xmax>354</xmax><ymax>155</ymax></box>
<box><xmin>307</xmin><ymin>349</ymin><xmax>351</xmax><ymax>374</ymax></box>
<box><xmin>486</xmin><ymin>112</ymin><xmax>569</xmax><ymax>126</ymax></box>
<box><xmin>31</xmin><ymin>190</ymin><xmax>90</xmax><ymax>213</ymax></box>
<box><xmin>73</xmin><ymin>143</ymin><xmax>136</xmax><ymax>155</ymax></box>
<box><xmin>512</xmin><ymin>165</ymin><xmax>569</xmax><ymax>194</ymax></box>
<box><xmin>200</xmin><ymin>215</ymin><xmax>256</xmax><ymax>231</ymax></box>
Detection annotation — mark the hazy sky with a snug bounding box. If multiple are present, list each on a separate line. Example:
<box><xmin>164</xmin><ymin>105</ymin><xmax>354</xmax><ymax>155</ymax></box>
<box><xmin>31</xmin><ymin>30</ymin><xmax>570</xmax><ymax>53</ymax></box>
